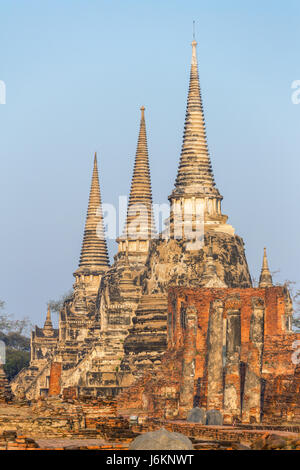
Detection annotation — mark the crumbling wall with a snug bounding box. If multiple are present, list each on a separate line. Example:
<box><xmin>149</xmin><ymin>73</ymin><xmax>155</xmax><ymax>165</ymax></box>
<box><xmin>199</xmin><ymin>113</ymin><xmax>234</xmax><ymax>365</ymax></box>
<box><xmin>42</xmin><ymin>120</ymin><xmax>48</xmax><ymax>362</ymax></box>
<box><xmin>118</xmin><ymin>285</ymin><xmax>300</xmax><ymax>425</ymax></box>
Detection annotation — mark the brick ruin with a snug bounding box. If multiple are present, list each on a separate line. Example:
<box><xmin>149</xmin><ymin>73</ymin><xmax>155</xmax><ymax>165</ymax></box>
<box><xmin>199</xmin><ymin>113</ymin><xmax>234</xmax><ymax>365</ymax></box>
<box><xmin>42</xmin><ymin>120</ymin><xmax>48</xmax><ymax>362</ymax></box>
<box><xmin>9</xmin><ymin>39</ymin><xmax>300</xmax><ymax>428</ymax></box>
<box><xmin>117</xmin><ymin>285</ymin><xmax>299</xmax><ymax>424</ymax></box>
<box><xmin>1</xmin><ymin>398</ymin><xmax>300</xmax><ymax>450</ymax></box>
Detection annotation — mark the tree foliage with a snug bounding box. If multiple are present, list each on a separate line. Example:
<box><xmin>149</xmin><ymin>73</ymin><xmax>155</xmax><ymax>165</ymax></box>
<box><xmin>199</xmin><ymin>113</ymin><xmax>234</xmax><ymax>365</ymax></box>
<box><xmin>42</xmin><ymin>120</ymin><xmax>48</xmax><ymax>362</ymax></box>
<box><xmin>293</xmin><ymin>290</ymin><xmax>300</xmax><ymax>331</ymax></box>
<box><xmin>0</xmin><ymin>301</ymin><xmax>33</xmax><ymax>336</ymax></box>
<box><xmin>0</xmin><ymin>301</ymin><xmax>31</xmax><ymax>380</ymax></box>
<box><xmin>4</xmin><ymin>349</ymin><xmax>30</xmax><ymax>382</ymax></box>
<box><xmin>48</xmin><ymin>289</ymin><xmax>73</xmax><ymax>313</ymax></box>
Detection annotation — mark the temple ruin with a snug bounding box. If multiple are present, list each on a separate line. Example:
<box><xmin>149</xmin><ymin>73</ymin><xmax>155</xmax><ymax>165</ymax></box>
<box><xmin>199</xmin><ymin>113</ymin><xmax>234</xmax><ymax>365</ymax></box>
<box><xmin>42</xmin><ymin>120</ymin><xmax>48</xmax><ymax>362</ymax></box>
<box><xmin>10</xmin><ymin>38</ymin><xmax>300</xmax><ymax>426</ymax></box>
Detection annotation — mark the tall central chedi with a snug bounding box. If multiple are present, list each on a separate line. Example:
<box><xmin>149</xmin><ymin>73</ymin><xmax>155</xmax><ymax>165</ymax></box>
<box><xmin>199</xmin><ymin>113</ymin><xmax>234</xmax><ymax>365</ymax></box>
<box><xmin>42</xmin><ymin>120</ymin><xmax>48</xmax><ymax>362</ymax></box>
<box><xmin>169</xmin><ymin>39</ymin><xmax>234</xmax><ymax>241</ymax></box>
<box><xmin>123</xmin><ymin>40</ymin><xmax>252</xmax><ymax>380</ymax></box>
<box><xmin>142</xmin><ymin>38</ymin><xmax>251</xmax><ymax>293</ymax></box>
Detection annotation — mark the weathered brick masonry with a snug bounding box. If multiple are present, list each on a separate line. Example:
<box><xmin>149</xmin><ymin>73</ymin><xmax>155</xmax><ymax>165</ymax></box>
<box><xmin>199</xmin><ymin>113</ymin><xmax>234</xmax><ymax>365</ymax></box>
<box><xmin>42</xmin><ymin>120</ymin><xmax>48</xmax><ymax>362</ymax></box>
<box><xmin>118</xmin><ymin>285</ymin><xmax>299</xmax><ymax>424</ymax></box>
<box><xmin>48</xmin><ymin>362</ymin><xmax>62</xmax><ymax>397</ymax></box>
<box><xmin>0</xmin><ymin>366</ymin><xmax>11</xmax><ymax>403</ymax></box>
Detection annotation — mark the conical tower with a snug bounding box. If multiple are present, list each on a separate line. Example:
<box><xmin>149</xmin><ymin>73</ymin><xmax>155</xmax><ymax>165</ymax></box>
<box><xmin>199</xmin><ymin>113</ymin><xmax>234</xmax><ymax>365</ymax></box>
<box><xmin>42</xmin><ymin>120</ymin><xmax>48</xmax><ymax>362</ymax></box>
<box><xmin>118</xmin><ymin>106</ymin><xmax>155</xmax><ymax>262</ymax></box>
<box><xmin>73</xmin><ymin>153</ymin><xmax>109</xmax><ymax>299</ymax></box>
<box><xmin>169</xmin><ymin>39</ymin><xmax>234</xmax><ymax>239</ymax></box>
<box><xmin>43</xmin><ymin>305</ymin><xmax>54</xmax><ymax>336</ymax></box>
<box><xmin>173</xmin><ymin>40</ymin><xmax>219</xmax><ymax>198</ymax></box>
<box><xmin>259</xmin><ymin>247</ymin><xmax>273</xmax><ymax>288</ymax></box>
<box><xmin>77</xmin><ymin>153</ymin><xmax>109</xmax><ymax>270</ymax></box>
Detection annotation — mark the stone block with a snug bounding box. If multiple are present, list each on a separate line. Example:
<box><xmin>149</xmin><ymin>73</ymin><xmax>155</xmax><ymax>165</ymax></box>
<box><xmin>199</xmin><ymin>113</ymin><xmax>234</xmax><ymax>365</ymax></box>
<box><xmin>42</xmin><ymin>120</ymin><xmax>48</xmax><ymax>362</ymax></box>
<box><xmin>187</xmin><ymin>407</ymin><xmax>206</xmax><ymax>424</ymax></box>
<box><xmin>206</xmin><ymin>409</ymin><xmax>223</xmax><ymax>426</ymax></box>
<box><xmin>129</xmin><ymin>428</ymin><xmax>193</xmax><ymax>450</ymax></box>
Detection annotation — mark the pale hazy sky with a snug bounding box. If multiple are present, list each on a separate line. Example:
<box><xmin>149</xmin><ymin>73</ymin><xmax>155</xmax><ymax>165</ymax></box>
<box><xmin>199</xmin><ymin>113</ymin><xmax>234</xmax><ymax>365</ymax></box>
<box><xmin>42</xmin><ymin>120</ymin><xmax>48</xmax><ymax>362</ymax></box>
<box><xmin>0</xmin><ymin>0</ymin><xmax>299</xmax><ymax>326</ymax></box>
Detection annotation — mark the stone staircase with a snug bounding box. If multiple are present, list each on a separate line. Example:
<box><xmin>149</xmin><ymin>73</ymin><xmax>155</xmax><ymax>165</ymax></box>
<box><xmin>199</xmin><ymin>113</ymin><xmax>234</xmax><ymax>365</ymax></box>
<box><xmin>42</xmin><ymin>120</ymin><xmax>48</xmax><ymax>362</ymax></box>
<box><xmin>123</xmin><ymin>294</ymin><xmax>168</xmax><ymax>377</ymax></box>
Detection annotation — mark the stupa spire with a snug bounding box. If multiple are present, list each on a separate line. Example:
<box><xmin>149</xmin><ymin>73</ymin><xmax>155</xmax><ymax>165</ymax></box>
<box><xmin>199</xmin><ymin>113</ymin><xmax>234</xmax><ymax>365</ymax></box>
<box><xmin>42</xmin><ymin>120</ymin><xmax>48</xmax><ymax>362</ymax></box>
<box><xmin>44</xmin><ymin>305</ymin><xmax>53</xmax><ymax>330</ymax></box>
<box><xmin>168</xmin><ymin>38</ymin><xmax>235</xmax><ymax>239</ymax></box>
<box><xmin>259</xmin><ymin>247</ymin><xmax>273</xmax><ymax>288</ymax></box>
<box><xmin>171</xmin><ymin>39</ymin><xmax>220</xmax><ymax>198</ymax></box>
<box><xmin>122</xmin><ymin>106</ymin><xmax>155</xmax><ymax>241</ymax></box>
<box><xmin>78</xmin><ymin>153</ymin><xmax>109</xmax><ymax>270</ymax></box>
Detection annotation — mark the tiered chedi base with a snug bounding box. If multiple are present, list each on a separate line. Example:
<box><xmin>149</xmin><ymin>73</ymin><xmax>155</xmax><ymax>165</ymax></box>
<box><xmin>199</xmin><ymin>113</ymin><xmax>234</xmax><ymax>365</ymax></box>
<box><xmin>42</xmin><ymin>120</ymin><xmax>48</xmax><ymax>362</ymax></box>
<box><xmin>122</xmin><ymin>294</ymin><xmax>168</xmax><ymax>379</ymax></box>
<box><xmin>122</xmin><ymin>232</ymin><xmax>252</xmax><ymax>380</ymax></box>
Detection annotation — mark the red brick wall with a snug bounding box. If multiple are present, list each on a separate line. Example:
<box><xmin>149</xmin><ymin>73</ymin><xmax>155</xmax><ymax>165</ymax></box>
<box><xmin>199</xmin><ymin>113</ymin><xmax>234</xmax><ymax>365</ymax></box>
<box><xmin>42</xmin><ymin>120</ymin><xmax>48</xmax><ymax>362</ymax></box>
<box><xmin>48</xmin><ymin>362</ymin><xmax>62</xmax><ymax>396</ymax></box>
<box><xmin>118</xmin><ymin>286</ymin><xmax>300</xmax><ymax>423</ymax></box>
<box><xmin>168</xmin><ymin>286</ymin><xmax>300</xmax><ymax>421</ymax></box>
<box><xmin>169</xmin><ymin>286</ymin><xmax>295</xmax><ymax>374</ymax></box>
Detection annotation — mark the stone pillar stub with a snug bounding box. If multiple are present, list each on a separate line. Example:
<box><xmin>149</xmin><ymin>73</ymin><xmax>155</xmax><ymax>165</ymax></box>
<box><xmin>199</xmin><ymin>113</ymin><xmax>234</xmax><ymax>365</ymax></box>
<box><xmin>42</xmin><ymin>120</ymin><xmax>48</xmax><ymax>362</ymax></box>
<box><xmin>178</xmin><ymin>305</ymin><xmax>198</xmax><ymax>418</ymax></box>
<box><xmin>242</xmin><ymin>297</ymin><xmax>265</xmax><ymax>424</ymax></box>
<box><xmin>223</xmin><ymin>298</ymin><xmax>242</xmax><ymax>424</ymax></box>
<box><xmin>48</xmin><ymin>362</ymin><xmax>62</xmax><ymax>397</ymax></box>
<box><xmin>207</xmin><ymin>299</ymin><xmax>224</xmax><ymax>411</ymax></box>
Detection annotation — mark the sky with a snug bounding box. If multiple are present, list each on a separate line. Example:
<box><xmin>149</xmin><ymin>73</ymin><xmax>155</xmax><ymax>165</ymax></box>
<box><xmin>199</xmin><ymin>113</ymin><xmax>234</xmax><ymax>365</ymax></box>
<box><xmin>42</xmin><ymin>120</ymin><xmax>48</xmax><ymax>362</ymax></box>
<box><xmin>0</xmin><ymin>0</ymin><xmax>299</xmax><ymax>327</ymax></box>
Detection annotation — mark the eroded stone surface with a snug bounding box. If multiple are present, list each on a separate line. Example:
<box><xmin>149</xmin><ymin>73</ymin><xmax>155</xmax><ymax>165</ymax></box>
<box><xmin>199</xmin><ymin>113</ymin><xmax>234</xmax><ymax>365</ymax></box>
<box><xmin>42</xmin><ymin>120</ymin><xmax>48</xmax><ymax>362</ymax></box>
<box><xmin>206</xmin><ymin>410</ymin><xmax>223</xmax><ymax>426</ymax></box>
<box><xmin>187</xmin><ymin>407</ymin><xmax>206</xmax><ymax>424</ymax></box>
<box><xmin>129</xmin><ymin>428</ymin><xmax>193</xmax><ymax>450</ymax></box>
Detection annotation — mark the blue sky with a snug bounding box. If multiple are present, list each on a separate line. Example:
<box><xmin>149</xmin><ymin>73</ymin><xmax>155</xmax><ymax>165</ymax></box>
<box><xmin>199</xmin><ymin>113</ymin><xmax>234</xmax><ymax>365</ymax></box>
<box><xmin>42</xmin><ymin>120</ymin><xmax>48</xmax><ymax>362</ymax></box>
<box><xmin>0</xmin><ymin>0</ymin><xmax>299</xmax><ymax>326</ymax></box>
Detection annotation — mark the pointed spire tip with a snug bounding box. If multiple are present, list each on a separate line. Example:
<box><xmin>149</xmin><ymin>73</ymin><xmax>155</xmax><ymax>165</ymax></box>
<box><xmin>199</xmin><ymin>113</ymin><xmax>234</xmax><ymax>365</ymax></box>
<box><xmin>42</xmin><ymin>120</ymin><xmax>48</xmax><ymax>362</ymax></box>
<box><xmin>121</xmin><ymin>103</ymin><xmax>155</xmax><ymax>241</ymax></box>
<box><xmin>44</xmin><ymin>304</ymin><xmax>53</xmax><ymax>330</ymax></box>
<box><xmin>259</xmin><ymin>246</ymin><xmax>273</xmax><ymax>288</ymax></box>
<box><xmin>93</xmin><ymin>152</ymin><xmax>98</xmax><ymax>168</ymax></box>
<box><xmin>191</xmin><ymin>39</ymin><xmax>197</xmax><ymax>65</ymax></box>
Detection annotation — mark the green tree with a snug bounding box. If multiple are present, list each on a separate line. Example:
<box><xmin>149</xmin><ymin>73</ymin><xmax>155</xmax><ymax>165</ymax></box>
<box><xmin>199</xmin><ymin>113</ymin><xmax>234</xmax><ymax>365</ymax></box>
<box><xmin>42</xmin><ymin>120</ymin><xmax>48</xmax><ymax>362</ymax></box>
<box><xmin>0</xmin><ymin>301</ymin><xmax>31</xmax><ymax>380</ymax></box>
<box><xmin>4</xmin><ymin>349</ymin><xmax>30</xmax><ymax>382</ymax></box>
